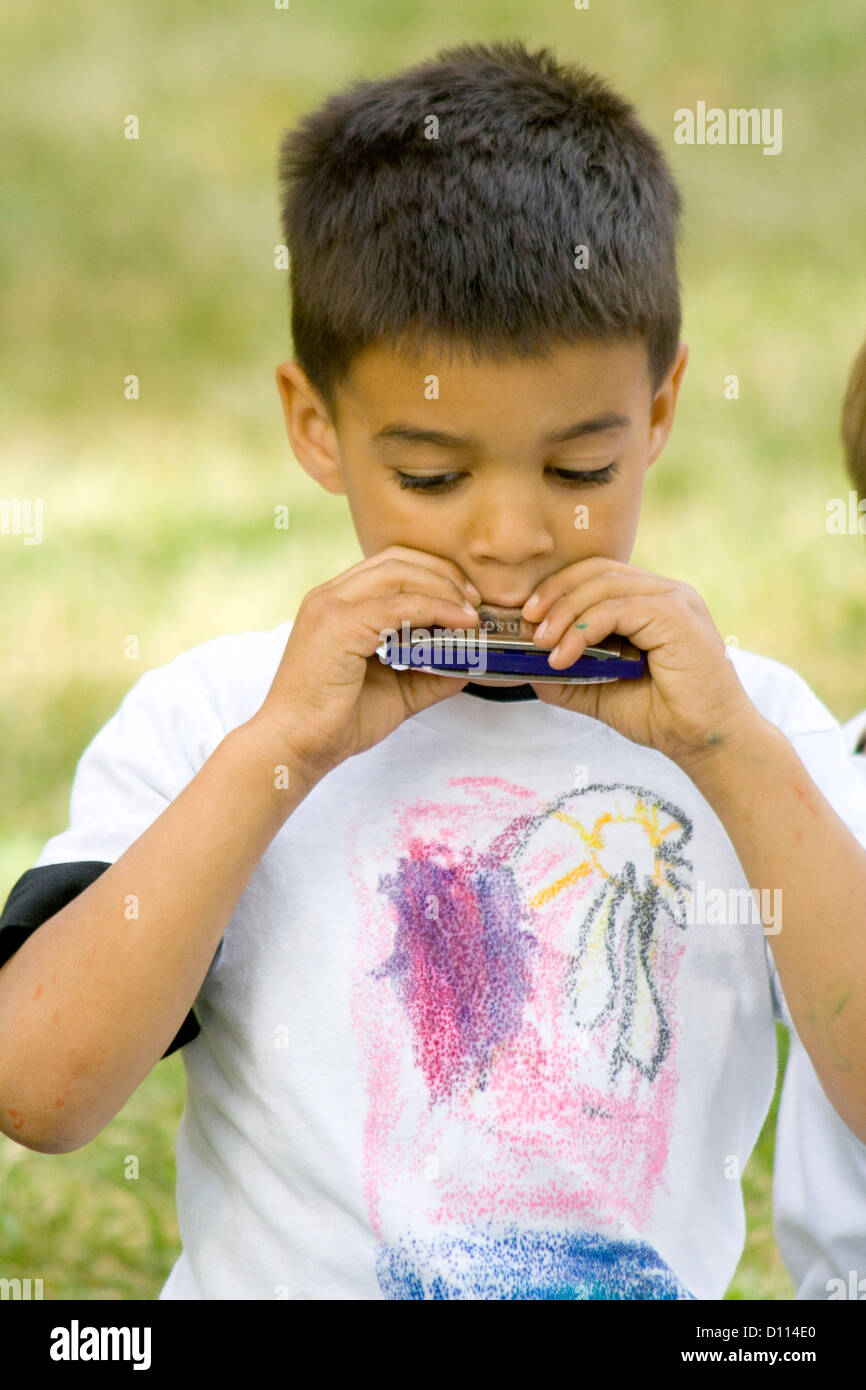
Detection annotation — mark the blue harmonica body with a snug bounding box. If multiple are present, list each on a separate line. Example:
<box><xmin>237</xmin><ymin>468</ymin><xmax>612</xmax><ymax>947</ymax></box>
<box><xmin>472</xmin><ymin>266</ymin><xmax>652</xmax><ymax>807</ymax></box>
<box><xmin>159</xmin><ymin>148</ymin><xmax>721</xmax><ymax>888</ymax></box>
<box><xmin>376</xmin><ymin>605</ymin><xmax>647</xmax><ymax>684</ymax></box>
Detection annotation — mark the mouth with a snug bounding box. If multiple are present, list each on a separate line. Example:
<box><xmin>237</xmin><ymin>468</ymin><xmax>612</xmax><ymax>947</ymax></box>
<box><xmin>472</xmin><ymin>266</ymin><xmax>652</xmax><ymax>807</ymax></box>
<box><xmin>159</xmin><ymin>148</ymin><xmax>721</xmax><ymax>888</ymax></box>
<box><xmin>475</xmin><ymin>602</ymin><xmax>538</xmax><ymax>642</ymax></box>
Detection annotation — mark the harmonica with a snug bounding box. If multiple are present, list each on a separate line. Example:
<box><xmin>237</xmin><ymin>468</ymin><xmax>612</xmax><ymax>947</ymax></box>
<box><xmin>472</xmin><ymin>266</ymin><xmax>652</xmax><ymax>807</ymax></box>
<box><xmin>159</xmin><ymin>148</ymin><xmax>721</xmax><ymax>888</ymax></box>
<box><xmin>376</xmin><ymin>604</ymin><xmax>647</xmax><ymax>684</ymax></box>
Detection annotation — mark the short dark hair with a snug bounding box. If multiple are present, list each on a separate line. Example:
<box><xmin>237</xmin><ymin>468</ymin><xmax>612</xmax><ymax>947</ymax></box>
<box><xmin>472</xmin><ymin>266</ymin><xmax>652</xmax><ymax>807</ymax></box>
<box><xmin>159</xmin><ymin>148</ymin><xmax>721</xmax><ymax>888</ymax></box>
<box><xmin>277</xmin><ymin>39</ymin><xmax>682</xmax><ymax>420</ymax></box>
<box><xmin>842</xmin><ymin>337</ymin><xmax>866</xmax><ymax>507</ymax></box>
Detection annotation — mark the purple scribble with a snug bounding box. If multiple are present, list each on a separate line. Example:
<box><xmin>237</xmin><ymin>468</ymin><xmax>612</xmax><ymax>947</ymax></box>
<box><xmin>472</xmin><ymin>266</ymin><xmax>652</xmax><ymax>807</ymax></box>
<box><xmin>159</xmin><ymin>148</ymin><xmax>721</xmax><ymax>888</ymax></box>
<box><xmin>373</xmin><ymin>849</ymin><xmax>538</xmax><ymax>1103</ymax></box>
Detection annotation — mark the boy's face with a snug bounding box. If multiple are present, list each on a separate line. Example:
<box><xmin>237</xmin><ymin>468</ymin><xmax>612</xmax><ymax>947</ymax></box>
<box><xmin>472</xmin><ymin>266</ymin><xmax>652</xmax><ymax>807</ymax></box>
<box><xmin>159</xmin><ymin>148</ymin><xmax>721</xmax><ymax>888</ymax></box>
<box><xmin>276</xmin><ymin>335</ymin><xmax>688</xmax><ymax>686</ymax></box>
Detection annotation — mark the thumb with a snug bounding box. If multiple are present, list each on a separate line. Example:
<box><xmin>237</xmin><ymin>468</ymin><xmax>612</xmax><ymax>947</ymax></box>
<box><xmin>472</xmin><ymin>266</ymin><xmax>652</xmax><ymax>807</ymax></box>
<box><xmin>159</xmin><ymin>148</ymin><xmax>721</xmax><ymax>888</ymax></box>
<box><xmin>398</xmin><ymin>669</ymin><xmax>471</xmax><ymax>716</ymax></box>
<box><xmin>530</xmin><ymin>680</ymin><xmax>602</xmax><ymax>720</ymax></box>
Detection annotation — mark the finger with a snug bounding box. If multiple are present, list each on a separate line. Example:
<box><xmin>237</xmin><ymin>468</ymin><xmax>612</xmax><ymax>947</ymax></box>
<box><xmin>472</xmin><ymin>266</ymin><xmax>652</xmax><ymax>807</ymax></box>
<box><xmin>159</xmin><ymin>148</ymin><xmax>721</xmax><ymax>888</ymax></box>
<box><xmin>314</xmin><ymin>546</ymin><xmax>481</xmax><ymax>603</ymax></box>
<box><xmin>544</xmin><ymin>594</ymin><xmax>682</xmax><ymax>669</ymax></box>
<box><xmin>532</xmin><ymin>575</ymin><xmax>678</xmax><ymax>651</ymax></box>
<box><xmin>522</xmin><ymin>557</ymin><xmax>670</xmax><ymax>620</ymax></box>
<box><xmin>351</xmin><ymin>590</ymin><xmax>481</xmax><ymax>656</ymax></box>
<box><xmin>529</xmin><ymin>677</ymin><xmax>602</xmax><ymax>719</ymax></box>
<box><xmin>327</xmin><ymin>558</ymin><xmax>481</xmax><ymax>618</ymax></box>
<box><xmin>395</xmin><ymin>667</ymin><xmax>472</xmax><ymax>717</ymax></box>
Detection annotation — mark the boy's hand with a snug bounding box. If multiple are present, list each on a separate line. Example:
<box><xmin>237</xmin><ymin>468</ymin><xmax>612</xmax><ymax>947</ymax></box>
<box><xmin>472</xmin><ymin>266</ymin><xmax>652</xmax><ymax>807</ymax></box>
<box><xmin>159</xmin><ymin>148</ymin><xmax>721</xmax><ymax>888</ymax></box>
<box><xmin>522</xmin><ymin>556</ymin><xmax>764</xmax><ymax>768</ymax></box>
<box><xmin>250</xmin><ymin>546</ymin><xmax>480</xmax><ymax>779</ymax></box>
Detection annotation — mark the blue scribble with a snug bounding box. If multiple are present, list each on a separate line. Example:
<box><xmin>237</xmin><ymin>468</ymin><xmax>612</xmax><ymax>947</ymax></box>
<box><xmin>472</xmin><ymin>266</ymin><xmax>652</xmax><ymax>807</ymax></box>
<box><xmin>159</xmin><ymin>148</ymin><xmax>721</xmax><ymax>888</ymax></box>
<box><xmin>376</xmin><ymin>1226</ymin><xmax>695</xmax><ymax>1300</ymax></box>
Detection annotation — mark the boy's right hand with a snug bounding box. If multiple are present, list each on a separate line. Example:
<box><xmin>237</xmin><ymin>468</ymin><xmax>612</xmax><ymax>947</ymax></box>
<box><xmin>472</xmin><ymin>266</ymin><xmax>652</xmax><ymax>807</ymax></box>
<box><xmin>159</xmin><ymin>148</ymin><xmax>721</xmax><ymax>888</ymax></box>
<box><xmin>249</xmin><ymin>546</ymin><xmax>482</xmax><ymax>780</ymax></box>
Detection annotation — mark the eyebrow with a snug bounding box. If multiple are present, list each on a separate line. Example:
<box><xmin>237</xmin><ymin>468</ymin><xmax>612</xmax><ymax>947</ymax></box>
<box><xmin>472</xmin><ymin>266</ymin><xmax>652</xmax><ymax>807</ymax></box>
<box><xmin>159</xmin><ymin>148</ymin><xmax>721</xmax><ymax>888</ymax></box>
<box><xmin>372</xmin><ymin>412</ymin><xmax>632</xmax><ymax>451</ymax></box>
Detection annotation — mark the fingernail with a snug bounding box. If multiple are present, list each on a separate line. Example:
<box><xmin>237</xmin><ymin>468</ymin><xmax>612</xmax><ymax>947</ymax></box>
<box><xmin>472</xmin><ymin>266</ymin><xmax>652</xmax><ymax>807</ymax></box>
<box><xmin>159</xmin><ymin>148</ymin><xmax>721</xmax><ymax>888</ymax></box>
<box><xmin>534</xmin><ymin>618</ymin><xmax>549</xmax><ymax>639</ymax></box>
<box><xmin>523</xmin><ymin>592</ymin><xmax>540</xmax><ymax>613</ymax></box>
<box><xmin>465</xmin><ymin>582</ymin><xmax>482</xmax><ymax>602</ymax></box>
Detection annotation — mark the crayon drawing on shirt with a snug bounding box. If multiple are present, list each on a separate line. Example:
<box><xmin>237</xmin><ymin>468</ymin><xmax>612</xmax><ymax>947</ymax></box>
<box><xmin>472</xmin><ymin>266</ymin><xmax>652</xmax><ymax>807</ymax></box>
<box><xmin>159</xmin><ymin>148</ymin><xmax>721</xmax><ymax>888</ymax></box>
<box><xmin>348</xmin><ymin>777</ymin><xmax>697</xmax><ymax>1299</ymax></box>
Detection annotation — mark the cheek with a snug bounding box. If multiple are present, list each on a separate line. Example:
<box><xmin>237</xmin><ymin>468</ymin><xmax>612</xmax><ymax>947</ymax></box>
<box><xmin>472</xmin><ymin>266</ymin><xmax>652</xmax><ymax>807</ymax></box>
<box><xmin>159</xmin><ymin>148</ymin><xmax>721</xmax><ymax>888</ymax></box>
<box><xmin>606</xmin><ymin>487</ymin><xmax>644</xmax><ymax>553</ymax></box>
<box><xmin>351</xmin><ymin>483</ymin><xmax>436</xmax><ymax>553</ymax></box>
<box><xmin>567</xmin><ymin>485</ymin><xmax>641</xmax><ymax>554</ymax></box>
<box><xmin>561</xmin><ymin>491</ymin><xmax>621</xmax><ymax>535</ymax></box>
<box><xmin>342</xmin><ymin>482</ymin><xmax>391</xmax><ymax>553</ymax></box>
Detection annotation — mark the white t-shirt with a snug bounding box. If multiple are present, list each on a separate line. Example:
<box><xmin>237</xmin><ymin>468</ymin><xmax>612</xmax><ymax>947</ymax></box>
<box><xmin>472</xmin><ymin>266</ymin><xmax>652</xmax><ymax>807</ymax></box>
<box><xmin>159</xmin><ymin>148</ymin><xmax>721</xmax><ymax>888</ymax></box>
<box><xmin>771</xmin><ymin>709</ymin><xmax>866</xmax><ymax>1301</ymax></box>
<box><xmin>29</xmin><ymin>624</ymin><xmax>866</xmax><ymax>1300</ymax></box>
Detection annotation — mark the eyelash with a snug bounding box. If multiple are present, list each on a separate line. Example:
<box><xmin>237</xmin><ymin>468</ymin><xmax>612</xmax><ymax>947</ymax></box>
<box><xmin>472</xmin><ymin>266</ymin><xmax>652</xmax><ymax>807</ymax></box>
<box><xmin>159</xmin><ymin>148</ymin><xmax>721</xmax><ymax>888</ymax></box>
<box><xmin>392</xmin><ymin>463</ymin><xmax>620</xmax><ymax>493</ymax></box>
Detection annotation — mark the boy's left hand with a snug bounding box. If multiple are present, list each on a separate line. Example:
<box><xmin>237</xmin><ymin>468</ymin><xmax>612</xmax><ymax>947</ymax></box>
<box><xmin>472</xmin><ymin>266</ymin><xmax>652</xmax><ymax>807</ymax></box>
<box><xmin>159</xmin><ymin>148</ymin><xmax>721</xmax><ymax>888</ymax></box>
<box><xmin>522</xmin><ymin>556</ymin><xmax>765</xmax><ymax>768</ymax></box>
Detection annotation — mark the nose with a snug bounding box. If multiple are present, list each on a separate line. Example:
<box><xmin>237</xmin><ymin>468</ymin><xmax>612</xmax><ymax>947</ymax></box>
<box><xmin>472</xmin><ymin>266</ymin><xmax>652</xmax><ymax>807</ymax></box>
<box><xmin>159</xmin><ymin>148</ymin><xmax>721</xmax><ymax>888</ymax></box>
<box><xmin>465</xmin><ymin>477</ymin><xmax>555</xmax><ymax>568</ymax></box>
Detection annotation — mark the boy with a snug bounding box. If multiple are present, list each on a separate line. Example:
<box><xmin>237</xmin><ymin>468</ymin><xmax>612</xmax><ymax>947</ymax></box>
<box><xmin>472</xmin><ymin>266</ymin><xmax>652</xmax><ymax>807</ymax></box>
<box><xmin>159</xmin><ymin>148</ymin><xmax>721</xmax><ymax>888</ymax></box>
<box><xmin>773</xmin><ymin>337</ymin><xmax>866</xmax><ymax>1299</ymax></box>
<box><xmin>2</xmin><ymin>40</ymin><xmax>866</xmax><ymax>1301</ymax></box>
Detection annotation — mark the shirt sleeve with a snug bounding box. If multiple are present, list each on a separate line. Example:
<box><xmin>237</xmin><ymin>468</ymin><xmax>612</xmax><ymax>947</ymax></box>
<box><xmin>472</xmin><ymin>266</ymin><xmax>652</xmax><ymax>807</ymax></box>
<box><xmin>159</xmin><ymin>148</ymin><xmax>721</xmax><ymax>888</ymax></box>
<box><xmin>751</xmin><ymin>683</ymin><xmax>866</xmax><ymax>1297</ymax></box>
<box><xmin>0</xmin><ymin>659</ymin><xmax>228</xmax><ymax>1059</ymax></box>
<box><xmin>773</xmin><ymin>1025</ymin><xmax>866</xmax><ymax>1299</ymax></box>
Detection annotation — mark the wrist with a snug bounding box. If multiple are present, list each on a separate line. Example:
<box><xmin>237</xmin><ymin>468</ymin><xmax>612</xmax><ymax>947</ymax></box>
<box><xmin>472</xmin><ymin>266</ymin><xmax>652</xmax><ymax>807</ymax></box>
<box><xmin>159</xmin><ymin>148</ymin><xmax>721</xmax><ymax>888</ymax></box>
<box><xmin>673</xmin><ymin>705</ymin><xmax>781</xmax><ymax>786</ymax></box>
<box><xmin>225</xmin><ymin>714</ymin><xmax>328</xmax><ymax>815</ymax></box>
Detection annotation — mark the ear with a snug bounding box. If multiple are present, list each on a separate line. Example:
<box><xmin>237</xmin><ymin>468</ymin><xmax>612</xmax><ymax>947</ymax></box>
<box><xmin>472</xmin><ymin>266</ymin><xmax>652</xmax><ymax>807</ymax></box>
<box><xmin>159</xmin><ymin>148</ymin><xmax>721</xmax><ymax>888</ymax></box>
<box><xmin>274</xmin><ymin>362</ymin><xmax>347</xmax><ymax>495</ymax></box>
<box><xmin>646</xmin><ymin>342</ymin><xmax>689</xmax><ymax>469</ymax></box>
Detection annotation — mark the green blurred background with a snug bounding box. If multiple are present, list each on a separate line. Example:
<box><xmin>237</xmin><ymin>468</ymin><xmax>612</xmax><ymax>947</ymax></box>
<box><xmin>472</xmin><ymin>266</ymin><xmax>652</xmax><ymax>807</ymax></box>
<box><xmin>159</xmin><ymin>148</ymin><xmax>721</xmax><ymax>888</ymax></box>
<box><xmin>2</xmin><ymin>0</ymin><xmax>865</xmax><ymax>1300</ymax></box>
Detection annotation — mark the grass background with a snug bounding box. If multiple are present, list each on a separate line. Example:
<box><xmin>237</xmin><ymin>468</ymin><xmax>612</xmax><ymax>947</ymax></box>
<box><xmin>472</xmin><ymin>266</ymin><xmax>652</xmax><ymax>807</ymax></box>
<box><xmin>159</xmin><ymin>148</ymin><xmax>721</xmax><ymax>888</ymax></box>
<box><xmin>1</xmin><ymin>0</ymin><xmax>865</xmax><ymax>1299</ymax></box>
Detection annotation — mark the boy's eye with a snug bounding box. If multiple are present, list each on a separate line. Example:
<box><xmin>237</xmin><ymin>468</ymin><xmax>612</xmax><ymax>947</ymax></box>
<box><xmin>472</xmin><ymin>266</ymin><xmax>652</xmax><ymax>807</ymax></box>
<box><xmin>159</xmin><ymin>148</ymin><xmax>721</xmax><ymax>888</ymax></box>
<box><xmin>392</xmin><ymin>463</ymin><xmax>619</xmax><ymax>492</ymax></box>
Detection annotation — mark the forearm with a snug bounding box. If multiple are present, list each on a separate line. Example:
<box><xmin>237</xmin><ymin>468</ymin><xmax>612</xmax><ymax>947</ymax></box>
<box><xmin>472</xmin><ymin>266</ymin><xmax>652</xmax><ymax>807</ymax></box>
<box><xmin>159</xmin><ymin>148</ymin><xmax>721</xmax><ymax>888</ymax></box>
<box><xmin>682</xmin><ymin>714</ymin><xmax>866</xmax><ymax>1141</ymax></box>
<box><xmin>0</xmin><ymin>717</ymin><xmax>318</xmax><ymax>1153</ymax></box>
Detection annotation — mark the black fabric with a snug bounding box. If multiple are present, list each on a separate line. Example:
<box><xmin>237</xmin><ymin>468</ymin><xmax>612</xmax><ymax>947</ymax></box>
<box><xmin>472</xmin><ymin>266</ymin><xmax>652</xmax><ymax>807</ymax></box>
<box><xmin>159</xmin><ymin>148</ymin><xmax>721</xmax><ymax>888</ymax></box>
<box><xmin>856</xmin><ymin>724</ymin><xmax>866</xmax><ymax>755</ymax></box>
<box><xmin>463</xmin><ymin>681</ymin><xmax>538</xmax><ymax>702</ymax></box>
<box><xmin>0</xmin><ymin>862</ymin><xmax>200</xmax><ymax>1058</ymax></box>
